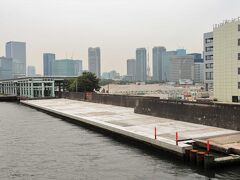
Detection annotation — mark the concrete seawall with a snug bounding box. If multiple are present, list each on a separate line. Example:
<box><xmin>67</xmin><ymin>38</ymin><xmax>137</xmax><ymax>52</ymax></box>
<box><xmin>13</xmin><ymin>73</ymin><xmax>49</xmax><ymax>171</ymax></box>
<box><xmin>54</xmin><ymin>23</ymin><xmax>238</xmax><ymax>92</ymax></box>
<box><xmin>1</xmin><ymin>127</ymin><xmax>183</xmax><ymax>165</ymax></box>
<box><xmin>62</xmin><ymin>92</ymin><xmax>240</xmax><ymax>131</ymax></box>
<box><xmin>134</xmin><ymin>99</ymin><xmax>240</xmax><ymax>131</ymax></box>
<box><xmin>0</xmin><ymin>95</ymin><xmax>19</xmax><ymax>102</ymax></box>
<box><xmin>21</xmin><ymin>99</ymin><xmax>240</xmax><ymax>168</ymax></box>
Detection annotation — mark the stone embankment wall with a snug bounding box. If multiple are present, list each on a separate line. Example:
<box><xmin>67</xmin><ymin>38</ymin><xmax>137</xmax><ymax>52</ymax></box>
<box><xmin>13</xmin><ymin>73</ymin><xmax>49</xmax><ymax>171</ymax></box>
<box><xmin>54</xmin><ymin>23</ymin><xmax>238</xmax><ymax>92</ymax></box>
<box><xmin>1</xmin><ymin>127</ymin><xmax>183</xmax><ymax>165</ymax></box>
<box><xmin>61</xmin><ymin>92</ymin><xmax>240</xmax><ymax>131</ymax></box>
<box><xmin>0</xmin><ymin>95</ymin><xmax>19</xmax><ymax>102</ymax></box>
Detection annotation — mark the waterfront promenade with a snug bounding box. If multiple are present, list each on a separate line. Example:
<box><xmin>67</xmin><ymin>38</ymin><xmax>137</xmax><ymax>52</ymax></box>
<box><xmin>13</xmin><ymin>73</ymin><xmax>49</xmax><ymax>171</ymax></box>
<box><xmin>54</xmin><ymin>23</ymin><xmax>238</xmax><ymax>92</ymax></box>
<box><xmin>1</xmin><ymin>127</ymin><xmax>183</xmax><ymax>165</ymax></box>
<box><xmin>22</xmin><ymin>99</ymin><xmax>240</xmax><ymax>157</ymax></box>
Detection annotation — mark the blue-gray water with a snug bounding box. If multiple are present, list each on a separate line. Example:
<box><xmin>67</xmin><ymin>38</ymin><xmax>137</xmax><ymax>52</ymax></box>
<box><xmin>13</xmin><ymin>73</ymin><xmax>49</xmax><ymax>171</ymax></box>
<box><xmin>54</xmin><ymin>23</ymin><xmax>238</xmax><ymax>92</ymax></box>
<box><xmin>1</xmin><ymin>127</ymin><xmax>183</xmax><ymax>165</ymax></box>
<box><xmin>0</xmin><ymin>102</ymin><xmax>240</xmax><ymax>180</ymax></box>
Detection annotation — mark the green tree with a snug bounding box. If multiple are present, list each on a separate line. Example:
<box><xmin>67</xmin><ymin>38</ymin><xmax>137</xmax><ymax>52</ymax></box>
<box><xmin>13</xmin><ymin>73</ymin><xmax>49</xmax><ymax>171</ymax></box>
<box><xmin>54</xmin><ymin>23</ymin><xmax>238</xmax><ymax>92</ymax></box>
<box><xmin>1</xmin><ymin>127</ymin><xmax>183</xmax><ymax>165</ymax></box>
<box><xmin>68</xmin><ymin>72</ymin><xmax>100</xmax><ymax>92</ymax></box>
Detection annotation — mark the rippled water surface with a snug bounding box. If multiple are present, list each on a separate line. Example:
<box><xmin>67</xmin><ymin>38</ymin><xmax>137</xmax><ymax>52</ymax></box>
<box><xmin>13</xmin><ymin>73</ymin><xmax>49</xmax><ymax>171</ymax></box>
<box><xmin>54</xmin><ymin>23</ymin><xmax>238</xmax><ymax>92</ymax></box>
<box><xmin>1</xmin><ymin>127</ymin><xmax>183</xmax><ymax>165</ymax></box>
<box><xmin>0</xmin><ymin>102</ymin><xmax>240</xmax><ymax>180</ymax></box>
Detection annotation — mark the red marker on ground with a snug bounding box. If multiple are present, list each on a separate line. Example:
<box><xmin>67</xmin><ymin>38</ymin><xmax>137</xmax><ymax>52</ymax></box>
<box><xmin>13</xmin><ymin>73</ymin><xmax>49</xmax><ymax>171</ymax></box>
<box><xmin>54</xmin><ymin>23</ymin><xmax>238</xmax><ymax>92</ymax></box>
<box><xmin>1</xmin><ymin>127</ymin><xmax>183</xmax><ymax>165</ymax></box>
<box><xmin>176</xmin><ymin>132</ymin><xmax>178</xmax><ymax>146</ymax></box>
<box><xmin>154</xmin><ymin>127</ymin><xmax>157</xmax><ymax>139</ymax></box>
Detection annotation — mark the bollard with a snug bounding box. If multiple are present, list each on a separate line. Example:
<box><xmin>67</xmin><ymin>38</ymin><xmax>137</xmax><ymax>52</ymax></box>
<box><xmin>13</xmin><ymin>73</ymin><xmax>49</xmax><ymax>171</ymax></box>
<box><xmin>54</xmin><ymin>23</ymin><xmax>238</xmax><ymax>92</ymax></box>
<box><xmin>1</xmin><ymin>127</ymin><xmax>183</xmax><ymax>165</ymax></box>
<box><xmin>207</xmin><ymin>140</ymin><xmax>210</xmax><ymax>154</ymax></box>
<box><xmin>176</xmin><ymin>132</ymin><xmax>178</xmax><ymax>146</ymax></box>
<box><xmin>185</xmin><ymin>149</ymin><xmax>191</xmax><ymax>162</ymax></box>
<box><xmin>154</xmin><ymin>127</ymin><xmax>157</xmax><ymax>139</ymax></box>
<box><xmin>190</xmin><ymin>150</ymin><xmax>198</xmax><ymax>164</ymax></box>
<box><xmin>196</xmin><ymin>152</ymin><xmax>206</xmax><ymax>166</ymax></box>
<box><xmin>204</xmin><ymin>154</ymin><xmax>215</xmax><ymax>169</ymax></box>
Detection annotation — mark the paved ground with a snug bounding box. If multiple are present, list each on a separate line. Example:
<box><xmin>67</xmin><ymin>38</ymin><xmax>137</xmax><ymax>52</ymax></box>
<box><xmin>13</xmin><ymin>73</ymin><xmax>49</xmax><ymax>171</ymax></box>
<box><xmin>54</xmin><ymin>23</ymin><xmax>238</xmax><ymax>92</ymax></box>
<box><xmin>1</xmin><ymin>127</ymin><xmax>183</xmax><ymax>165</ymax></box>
<box><xmin>22</xmin><ymin>99</ymin><xmax>240</xmax><ymax>155</ymax></box>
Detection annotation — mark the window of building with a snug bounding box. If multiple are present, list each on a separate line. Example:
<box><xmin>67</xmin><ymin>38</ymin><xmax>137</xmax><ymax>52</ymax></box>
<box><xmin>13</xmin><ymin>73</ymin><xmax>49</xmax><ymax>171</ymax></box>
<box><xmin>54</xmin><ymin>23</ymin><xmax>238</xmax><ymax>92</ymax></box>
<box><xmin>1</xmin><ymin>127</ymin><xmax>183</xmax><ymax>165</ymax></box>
<box><xmin>238</xmin><ymin>53</ymin><xmax>240</xmax><ymax>60</ymax></box>
<box><xmin>205</xmin><ymin>47</ymin><xmax>213</xmax><ymax>52</ymax></box>
<box><xmin>238</xmin><ymin>82</ymin><xmax>240</xmax><ymax>89</ymax></box>
<box><xmin>238</xmin><ymin>24</ymin><xmax>240</xmax><ymax>31</ymax></box>
<box><xmin>238</xmin><ymin>39</ymin><xmax>240</xmax><ymax>46</ymax></box>
<box><xmin>232</xmin><ymin>96</ymin><xmax>239</xmax><ymax>103</ymax></box>
<box><xmin>205</xmin><ymin>38</ymin><xmax>213</xmax><ymax>44</ymax></box>
<box><xmin>206</xmin><ymin>72</ymin><xmax>213</xmax><ymax>80</ymax></box>
<box><xmin>205</xmin><ymin>63</ymin><xmax>213</xmax><ymax>69</ymax></box>
<box><xmin>205</xmin><ymin>55</ymin><xmax>213</xmax><ymax>61</ymax></box>
<box><xmin>238</xmin><ymin>68</ymin><xmax>240</xmax><ymax>74</ymax></box>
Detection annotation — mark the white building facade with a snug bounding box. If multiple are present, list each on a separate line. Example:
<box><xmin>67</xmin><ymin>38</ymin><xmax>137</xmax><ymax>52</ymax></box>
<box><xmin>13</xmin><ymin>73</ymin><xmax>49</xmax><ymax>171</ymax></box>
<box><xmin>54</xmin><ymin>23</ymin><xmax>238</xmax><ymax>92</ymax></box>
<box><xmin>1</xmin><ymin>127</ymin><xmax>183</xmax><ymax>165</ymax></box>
<box><xmin>203</xmin><ymin>32</ymin><xmax>214</xmax><ymax>91</ymax></box>
<box><xmin>213</xmin><ymin>18</ymin><xmax>240</xmax><ymax>102</ymax></box>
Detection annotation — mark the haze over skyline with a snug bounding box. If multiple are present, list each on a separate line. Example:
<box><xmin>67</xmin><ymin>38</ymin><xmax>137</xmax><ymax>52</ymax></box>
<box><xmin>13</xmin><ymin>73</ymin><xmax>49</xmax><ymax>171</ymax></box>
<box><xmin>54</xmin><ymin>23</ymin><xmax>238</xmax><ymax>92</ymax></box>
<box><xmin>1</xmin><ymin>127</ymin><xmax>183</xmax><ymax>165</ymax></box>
<box><xmin>0</xmin><ymin>0</ymin><xmax>239</xmax><ymax>75</ymax></box>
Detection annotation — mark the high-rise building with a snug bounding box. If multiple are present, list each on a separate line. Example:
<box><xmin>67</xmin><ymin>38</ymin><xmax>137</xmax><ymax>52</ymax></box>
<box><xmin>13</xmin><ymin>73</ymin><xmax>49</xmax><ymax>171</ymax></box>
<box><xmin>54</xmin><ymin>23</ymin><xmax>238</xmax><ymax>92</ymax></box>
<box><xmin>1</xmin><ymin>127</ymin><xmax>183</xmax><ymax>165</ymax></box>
<box><xmin>176</xmin><ymin>49</ymin><xmax>186</xmax><ymax>56</ymax></box>
<box><xmin>188</xmin><ymin>53</ymin><xmax>204</xmax><ymax>83</ymax></box>
<box><xmin>43</xmin><ymin>53</ymin><xmax>55</xmax><ymax>76</ymax></box>
<box><xmin>88</xmin><ymin>47</ymin><xmax>101</xmax><ymax>78</ymax></box>
<box><xmin>53</xmin><ymin>59</ymin><xmax>82</xmax><ymax>76</ymax></box>
<box><xmin>127</xmin><ymin>59</ymin><xmax>136</xmax><ymax>81</ymax></box>
<box><xmin>0</xmin><ymin>57</ymin><xmax>13</xmax><ymax>80</ymax></box>
<box><xmin>152</xmin><ymin>47</ymin><xmax>166</xmax><ymax>81</ymax></box>
<box><xmin>213</xmin><ymin>18</ymin><xmax>240</xmax><ymax>102</ymax></box>
<box><xmin>136</xmin><ymin>48</ymin><xmax>147</xmax><ymax>82</ymax></box>
<box><xmin>203</xmin><ymin>32</ymin><xmax>214</xmax><ymax>91</ymax></box>
<box><xmin>74</xmin><ymin>60</ymin><xmax>83</xmax><ymax>76</ymax></box>
<box><xmin>194</xmin><ymin>63</ymin><xmax>204</xmax><ymax>83</ymax></box>
<box><xmin>27</xmin><ymin>66</ymin><xmax>36</xmax><ymax>77</ymax></box>
<box><xmin>101</xmin><ymin>70</ymin><xmax>120</xmax><ymax>80</ymax></box>
<box><xmin>169</xmin><ymin>55</ymin><xmax>194</xmax><ymax>82</ymax></box>
<box><xmin>188</xmin><ymin>53</ymin><xmax>203</xmax><ymax>63</ymax></box>
<box><xmin>6</xmin><ymin>41</ymin><xmax>26</xmax><ymax>78</ymax></box>
<box><xmin>162</xmin><ymin>51</ymin><xmax>177</xmax><ymax>82</ymax></box>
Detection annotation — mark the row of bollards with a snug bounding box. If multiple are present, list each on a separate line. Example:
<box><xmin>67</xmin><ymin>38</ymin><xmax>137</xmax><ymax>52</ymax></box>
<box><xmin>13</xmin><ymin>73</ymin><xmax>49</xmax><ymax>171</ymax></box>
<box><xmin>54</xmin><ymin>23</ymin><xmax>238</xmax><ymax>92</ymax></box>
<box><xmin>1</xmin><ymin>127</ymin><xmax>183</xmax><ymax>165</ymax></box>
<box><xmin>153</xmin><ymin>128</ymin><xmax>215</xmax><ymax>168</ymax></box>
<box><xmin>185</xmin><ymin>148</ymin><xmax>215</xmax><ymax>168</ymax></box>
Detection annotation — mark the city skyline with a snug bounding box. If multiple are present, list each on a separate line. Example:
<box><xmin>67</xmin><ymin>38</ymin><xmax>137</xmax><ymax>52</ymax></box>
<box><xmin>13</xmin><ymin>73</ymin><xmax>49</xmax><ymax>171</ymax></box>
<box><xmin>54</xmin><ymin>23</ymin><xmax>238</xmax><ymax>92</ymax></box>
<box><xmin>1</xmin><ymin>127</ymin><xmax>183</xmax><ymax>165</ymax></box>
<box><xmin>0</xmin><ymin>0</ymin><xmax>239</xmax><ymax>74</ymax></box>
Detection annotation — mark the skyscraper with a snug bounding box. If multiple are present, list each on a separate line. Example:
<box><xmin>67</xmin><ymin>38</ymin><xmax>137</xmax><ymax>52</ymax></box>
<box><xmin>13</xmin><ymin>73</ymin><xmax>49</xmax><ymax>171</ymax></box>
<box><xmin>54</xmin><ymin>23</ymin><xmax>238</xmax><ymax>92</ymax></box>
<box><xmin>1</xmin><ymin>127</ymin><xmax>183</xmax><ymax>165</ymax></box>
<box><xmin>162</xmin><ymin>51</ymin><xmax>177</xmax><ymax>81</ymax></box>
<box><xmin>27</xmin><ymin>66</ymin><xmax>36</xmax><ymax>77</ymax></box>
<box><xmin>127</xmin><ymin>59</ymin><xmax>136</xmax><ymax>81</ymax></box>
<box><xmin>74</xmin><ymin>60</ymin><xmax>83</xmax><ymax>76</ymax></box>
<box><xmin>6</xmin><ymin>41</ymin><xmax>26</xmax><ymax>78</ymax></box>
<box><xmin>88</xmin><ymin>47</ymin><xmax>101</xmax><ymax>78</ymax></box>
<box><xmin>136</xmin><ymin>48</ymin><xmax>147</xmax><ymax>82</ymax></box>
<box><xmin>53</xmin><ymin>59</ymin><xmax>81</xmax><ymax>76</ymax></box>
<box><xmin>169</xmin><ymin>55</ymin><xmax>194</xmax><ymax>82</ymax></box>
<box><xmin>152</xmin><ymin>46</ymin><xmax>166</xmax><ymax>81</ymax></box>
<box><xmin>43</xmin><ymin>53</ymin><xmax>56</xmax><ymax>76</ymax></box>
<box><xmin>0</xmin><ymin>57</ymin><xmax>13</xmax><ymax>80</ymax></box>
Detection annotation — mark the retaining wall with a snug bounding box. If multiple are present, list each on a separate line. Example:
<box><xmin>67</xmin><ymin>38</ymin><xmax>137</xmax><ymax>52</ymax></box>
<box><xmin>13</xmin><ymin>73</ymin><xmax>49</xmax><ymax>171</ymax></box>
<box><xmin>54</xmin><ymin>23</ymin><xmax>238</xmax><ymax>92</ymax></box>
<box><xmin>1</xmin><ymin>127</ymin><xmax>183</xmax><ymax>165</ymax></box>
<box><xmin>61</xmin><ymin>92</ymin><xmax>240</xmax><ymax>131</ymax></box>
<box><xmin>134</xmin><ymin>99</ymin><xmax>240</xmax><ymax>131</ymax></box>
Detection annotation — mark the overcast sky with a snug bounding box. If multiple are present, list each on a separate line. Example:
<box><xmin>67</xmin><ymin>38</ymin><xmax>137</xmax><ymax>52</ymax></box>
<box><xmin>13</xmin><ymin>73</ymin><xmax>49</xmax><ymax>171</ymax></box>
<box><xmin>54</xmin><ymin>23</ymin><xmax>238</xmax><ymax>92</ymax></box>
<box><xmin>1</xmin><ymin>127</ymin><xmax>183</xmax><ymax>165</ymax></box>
<box><xmin>0</xmin><ymin>0</ymin><xmax>239</xmax><ymax>74</ymax></box>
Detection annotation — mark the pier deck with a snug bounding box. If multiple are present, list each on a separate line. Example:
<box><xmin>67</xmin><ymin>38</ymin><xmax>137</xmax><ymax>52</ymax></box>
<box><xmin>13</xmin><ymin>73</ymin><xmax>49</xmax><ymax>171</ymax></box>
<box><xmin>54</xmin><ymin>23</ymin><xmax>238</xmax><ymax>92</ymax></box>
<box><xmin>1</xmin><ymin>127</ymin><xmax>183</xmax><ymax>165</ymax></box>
<box><xmin>21</xmin><ymin>99</ymin><xmax>240</xmax><ymax>157</ymax></box>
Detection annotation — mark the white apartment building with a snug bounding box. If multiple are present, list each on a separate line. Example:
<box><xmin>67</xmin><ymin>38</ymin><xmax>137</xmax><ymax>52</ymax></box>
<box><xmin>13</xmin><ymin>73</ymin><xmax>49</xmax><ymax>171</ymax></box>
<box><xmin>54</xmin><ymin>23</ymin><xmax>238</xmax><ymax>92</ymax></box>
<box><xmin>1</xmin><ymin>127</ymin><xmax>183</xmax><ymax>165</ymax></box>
<box><xmin>203</xmin><ymin>32</ymin><xmax>214</xmax><ymax>91</ymax></box>
<box><xmin>213</xmin><ymin>18</ymin><xmax>240</xmax><ymax>102</ymax></box>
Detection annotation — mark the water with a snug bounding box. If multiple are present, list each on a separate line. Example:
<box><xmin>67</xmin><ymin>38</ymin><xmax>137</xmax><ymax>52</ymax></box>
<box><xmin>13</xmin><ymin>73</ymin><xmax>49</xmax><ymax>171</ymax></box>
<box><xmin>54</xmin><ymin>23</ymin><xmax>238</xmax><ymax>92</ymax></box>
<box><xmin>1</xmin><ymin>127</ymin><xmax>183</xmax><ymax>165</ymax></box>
<box><xmin>0</xmin><ymin>102</ymin><xmax>239</xmax><ymax>180</ymax></box>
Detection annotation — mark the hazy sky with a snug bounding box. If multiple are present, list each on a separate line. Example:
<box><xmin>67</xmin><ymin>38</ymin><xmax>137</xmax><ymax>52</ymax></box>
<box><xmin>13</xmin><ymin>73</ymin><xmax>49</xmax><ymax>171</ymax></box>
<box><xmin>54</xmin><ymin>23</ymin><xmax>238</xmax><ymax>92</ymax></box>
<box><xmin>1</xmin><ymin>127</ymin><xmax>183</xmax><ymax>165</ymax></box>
<box><xmin>0</xmin><ymin>0</ymin><xmax>239</xmax><ymax>74</ymax></box>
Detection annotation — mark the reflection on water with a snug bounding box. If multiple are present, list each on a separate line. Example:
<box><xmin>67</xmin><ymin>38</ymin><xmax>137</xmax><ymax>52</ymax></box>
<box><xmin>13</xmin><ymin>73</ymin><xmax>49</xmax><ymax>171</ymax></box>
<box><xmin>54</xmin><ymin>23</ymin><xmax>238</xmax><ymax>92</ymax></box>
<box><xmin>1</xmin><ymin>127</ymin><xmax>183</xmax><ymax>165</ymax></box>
<box><xmin>0</xmin><ymin>102</ymin><xmax>239</xmax><ymax>180</ymax></box>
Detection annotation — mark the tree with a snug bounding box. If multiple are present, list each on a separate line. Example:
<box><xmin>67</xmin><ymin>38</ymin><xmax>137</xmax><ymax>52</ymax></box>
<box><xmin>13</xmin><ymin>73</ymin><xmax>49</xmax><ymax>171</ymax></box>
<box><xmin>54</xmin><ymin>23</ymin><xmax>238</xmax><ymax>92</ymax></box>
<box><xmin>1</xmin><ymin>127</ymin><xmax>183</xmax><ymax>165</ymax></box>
<box><xmin>68</xmin><ymin>72</ymin><xmax>100</xmax><ymax>92</ymax></box>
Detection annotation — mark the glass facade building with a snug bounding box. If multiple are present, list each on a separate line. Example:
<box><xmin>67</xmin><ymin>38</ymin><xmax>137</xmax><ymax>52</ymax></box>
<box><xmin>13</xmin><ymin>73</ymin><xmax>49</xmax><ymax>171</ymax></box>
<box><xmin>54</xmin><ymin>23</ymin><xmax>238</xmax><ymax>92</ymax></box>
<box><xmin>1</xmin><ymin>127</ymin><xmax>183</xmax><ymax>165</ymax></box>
<box><xmin>43</xmin><ymin>53</ymin><xmax>56</xmax><ymax>76</ymax></box>
<box><xmin>6</xmin><ymin>41</ymin><xmax>26</xmax><ymax>78</ymax></box>
<box><xmin>0</xmin><ymin>57</ymin><xmax>13</xmax><ymax>80</ymax></box>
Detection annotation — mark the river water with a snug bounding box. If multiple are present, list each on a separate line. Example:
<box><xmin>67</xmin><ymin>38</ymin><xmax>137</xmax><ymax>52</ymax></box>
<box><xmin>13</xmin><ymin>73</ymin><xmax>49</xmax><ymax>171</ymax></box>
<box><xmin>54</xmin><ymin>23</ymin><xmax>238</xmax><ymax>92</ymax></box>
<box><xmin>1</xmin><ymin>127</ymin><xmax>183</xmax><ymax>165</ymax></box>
<box><xmin>0</xmin><ymin>102</ymin><xmax>239</xmax><ymax>180</ymax></box>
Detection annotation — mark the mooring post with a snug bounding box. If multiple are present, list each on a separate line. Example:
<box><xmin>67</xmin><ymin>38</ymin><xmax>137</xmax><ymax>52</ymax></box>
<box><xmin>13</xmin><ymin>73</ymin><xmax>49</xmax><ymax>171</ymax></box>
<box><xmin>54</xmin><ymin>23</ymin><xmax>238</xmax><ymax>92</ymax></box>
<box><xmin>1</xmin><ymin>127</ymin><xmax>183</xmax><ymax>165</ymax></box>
<box><xmin>185</xmin><ymin>149</ymin><xmax>191</xmax><ymax>162</ymax></box>
<box><xmin>207</xmin><ymin>140</ymin><xmax>210</xmax><ymax>154</ymax></box>
<box><xmin>190</xmin><ymin>150</ymin><xmax>198</xmax><ymax>164</ymax></box>
<box><xmin>204</xmin><ymin>154</ymin><xmax>215</xmax><ymax>169</ymax></box>
<box><xmin>196</xmin><ymin>152</ymin><xmax>206</xmax><ymax>166</ymax></box>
